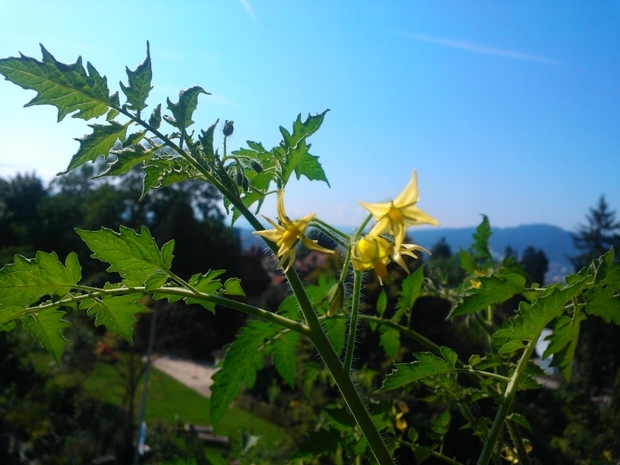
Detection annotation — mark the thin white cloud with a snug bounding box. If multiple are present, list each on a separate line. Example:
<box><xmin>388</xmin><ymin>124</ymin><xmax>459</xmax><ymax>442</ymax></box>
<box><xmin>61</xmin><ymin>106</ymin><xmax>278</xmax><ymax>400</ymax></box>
<box><xmin>400</xmin><ymin>32</ymin><xmax>564</xmax><ymax>67</ymax></box>
<box><xmin>238</xmin><ymin>0</ymin><xmax>258</xmax><ymax>22</ymax></box>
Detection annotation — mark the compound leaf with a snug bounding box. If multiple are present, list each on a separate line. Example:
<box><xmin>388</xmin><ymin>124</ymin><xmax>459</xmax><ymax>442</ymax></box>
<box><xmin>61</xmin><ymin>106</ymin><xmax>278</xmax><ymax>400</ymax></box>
<box><xmin>76</xmin><ymin>226</ymin><xmax>171</xmax><ymax>287</ymax></box>
<box><xmin>544</xmin><ymin>311</ymin><xmax>587</xmax><ymax>380</ymax></box>
<box><xmin>0</xmin><ymin>44</ymin><xmax>111</xmax><ymax>122</ymax></box>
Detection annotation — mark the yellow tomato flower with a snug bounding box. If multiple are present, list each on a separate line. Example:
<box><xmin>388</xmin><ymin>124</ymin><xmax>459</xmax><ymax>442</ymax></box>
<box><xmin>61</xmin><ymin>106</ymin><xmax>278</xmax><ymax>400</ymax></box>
<box><xmin>253</xmin><ymin>190</ymin><xmax>334</xmax><ymax>272</ymax></box>
<box><xmin>351</xmin><ymin>235</ymin><xmax>393</xmax><ymax>285</ymax></box>
<box><xmin>359</xmin><ymin>170</ymin><xmax>439</xmax><ymax>254</ymax></box>
<box><xmin>351</xmin><ymin>235</ymin><xmax>430</xmax><ymax>285</ymax></box>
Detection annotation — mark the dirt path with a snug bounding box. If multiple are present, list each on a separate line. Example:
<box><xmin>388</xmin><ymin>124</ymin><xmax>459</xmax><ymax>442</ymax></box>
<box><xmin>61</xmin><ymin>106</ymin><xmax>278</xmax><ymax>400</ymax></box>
<box><xmin>152</xmin><ymin>356</ymin><xmax>218</xmax><ymax>398</ymax></box>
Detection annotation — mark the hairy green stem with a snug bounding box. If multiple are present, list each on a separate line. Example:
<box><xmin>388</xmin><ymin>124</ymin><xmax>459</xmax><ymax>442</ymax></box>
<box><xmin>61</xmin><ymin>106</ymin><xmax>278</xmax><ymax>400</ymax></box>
<box><xmin>476</xmin><ymin>339</ymin><xmax>537</xmax><ymax>465</ymax></box>
<box><xmin>343</xmin><ymin>270</ymin><xmax>362</xmax><ymax>373</ymax></box>
<box><xmin>284</xmin><ymin>268</ymin><xmax>395</xmax><ymax>465</ymax></box>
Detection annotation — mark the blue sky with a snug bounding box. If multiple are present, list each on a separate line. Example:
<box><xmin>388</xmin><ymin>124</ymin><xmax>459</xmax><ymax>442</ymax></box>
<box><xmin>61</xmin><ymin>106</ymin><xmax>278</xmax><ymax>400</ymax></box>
<box><xmin>1</xmin><ymin>1</ymin><xmax>619</xmax><ymax>231</ymax></box>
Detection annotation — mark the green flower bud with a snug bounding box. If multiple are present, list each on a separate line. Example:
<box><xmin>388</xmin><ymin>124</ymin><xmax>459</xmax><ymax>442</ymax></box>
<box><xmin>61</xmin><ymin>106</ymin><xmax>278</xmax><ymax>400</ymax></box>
<box><xmin>223</xmin><ymin>120</ymin><xmax>234</xmax><ymax>137</ymax></box>
<box><xmin>249</xmin><ymin>160</ymin><xmax>263</xmax><ymax>173</ymax></box>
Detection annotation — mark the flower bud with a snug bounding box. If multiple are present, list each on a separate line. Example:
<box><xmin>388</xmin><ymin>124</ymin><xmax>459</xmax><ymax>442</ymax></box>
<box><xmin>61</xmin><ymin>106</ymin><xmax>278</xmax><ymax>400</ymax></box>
<box><xmin>223</xmin><ymin>120</ymin><xmax>234</xmax><ymax>137</ymax></box>
<box><xmin>249</xmin><ymin>160</ymin><xmax>263</xmax><ymax>173</ymax></box>
<box><xmin>327</xmin><ymin>282</ymin><xmax>345</xmax><ymax>318</ymax></box>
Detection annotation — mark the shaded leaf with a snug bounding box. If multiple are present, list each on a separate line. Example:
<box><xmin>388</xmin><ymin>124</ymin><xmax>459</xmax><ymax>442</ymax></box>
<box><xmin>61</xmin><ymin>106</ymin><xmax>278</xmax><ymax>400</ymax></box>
<box><xmin>379</xmin><ymin>325</ymin><xmax>400</xmax><ymax>360</ymax></box>
<box><xmin>545</xmin><ymin>312</ymin><xmax>587</xmax><ymax>380</ymax></box>
<box><xmin>273</xmin><ymin>330</ymin><xmax>299</xmax><ymax>387</ymax></box>
<box><xmin>23</xmin><ymin>307</ymin><xmax>70</xmax><ymax>365</ymax></box>
<box><xmin>210</xmin><ymin>319</ymin><xmax>276</xmax><ymax>426</ymax></box>
<box><xmin>81</xmin><ymin>292</ymin><xmax>146</xmax><ymax>340</ymax></box>
<box><xmin>120</xmin><ymin>41</ymin><xmax>152</xmax><ymax>113</ymax></box>
<box><xmin>451</xmin><ymin>274</ymin><xmax>526</xmax><ymax>317</ymax></box>
<box><xmin>64</xmin><ymin>121</ymin><xmax>129</xmax><ymax>172</ymax></box>
<box><xmin>165</xmin><ymin>86</ymin><xmax>209</xmax><ymax>132</ymax></box>
<box><xmin>378</xmin><ymin>352</ymin><xmax>456</xmax><ymax>392</ymax></box>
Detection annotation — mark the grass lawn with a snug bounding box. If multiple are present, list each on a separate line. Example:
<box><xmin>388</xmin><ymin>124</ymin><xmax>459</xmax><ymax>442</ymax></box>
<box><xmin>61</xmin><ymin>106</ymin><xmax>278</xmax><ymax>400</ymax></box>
<box><xmin>82</xmin><ymin>357</ymin><xmax>285</xmax><ymax>449</ymax></box>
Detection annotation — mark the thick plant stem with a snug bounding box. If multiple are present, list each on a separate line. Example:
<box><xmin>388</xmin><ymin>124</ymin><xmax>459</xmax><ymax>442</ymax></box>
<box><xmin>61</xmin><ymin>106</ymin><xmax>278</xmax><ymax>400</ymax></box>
<box><xmin>476</xmin><ymin>339</ymin><xmax>537</xmax><ymax>465</ymax></box>
<box><xmin>286</xmin><ymin>269</ymin><xmax>396</xmax><ymax>465</ymax></box>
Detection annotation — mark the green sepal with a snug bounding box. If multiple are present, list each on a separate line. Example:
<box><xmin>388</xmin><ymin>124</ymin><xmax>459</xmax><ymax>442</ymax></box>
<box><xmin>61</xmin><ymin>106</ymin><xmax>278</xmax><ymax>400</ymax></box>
<box><xmin>0</xmin><ymin>44</ymin><xmax>111</xmax><ymax>122</ymax></box>
<box><xmin>119</xmin><ymin>41</ymin><xmax>152</xmax><ymax>113</ymax></box>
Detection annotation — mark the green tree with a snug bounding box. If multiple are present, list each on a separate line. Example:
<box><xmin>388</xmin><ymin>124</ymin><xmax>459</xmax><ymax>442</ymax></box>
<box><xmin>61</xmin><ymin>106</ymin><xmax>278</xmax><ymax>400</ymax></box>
<box><xmin>520</xmin><ymin>246</ymin><xmax>549</xmax><ymax>285</ymax></box>
<box><xmin>570</xmin><ymin>195</ymin><xmax>620</xmax><ymax>271</ymax></box>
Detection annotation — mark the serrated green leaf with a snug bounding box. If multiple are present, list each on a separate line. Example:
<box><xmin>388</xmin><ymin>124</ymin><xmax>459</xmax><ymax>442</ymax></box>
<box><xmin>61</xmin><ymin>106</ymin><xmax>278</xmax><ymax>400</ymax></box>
<box><xmin>23</xmin><ymin>307</ymin><xmax>70</xmax><ymax>365</ymax></box>
<box><xmin>144</xmin><ymin>272</ymin><xmax>168</xmax><ymax>291</ymax></box>
<box><xmin>100</xmin><ymin>144</ymin><xmax>153</xmax><ymax>177</ymax></box>
<box><xmin>431</xmin><ymin>409</ymin><xmax>451</xmax><ymax>437</ymax></box>
<box><xmin>0</xmin><ymin>251</ymin><xmax>81</xmax><ymax>308</ymax></box>
<box><xmin>273</xmin><ymin>330</ymin><xmax>299</xmax><ymax>387</ymax></box>
<box><xmin>120</xmin><ymin>42</ymin><xmax>152</xmax><ymax>113</ymax></box>
<box><xmin>198</xmin><ymin>119</ymin><xmax>219</xmax><ymax>162</ymax></box>
<box><xmin>223</xmin><ymin>278</ymin><xmax>245</xmax><ymax>296</ymax></box>
<box><xmin>148</xmin><ymin>103</ymin><xmax>162</xmax><ymax>129</ymax></box>
<box><xmin>281</xmin><ymin>139</ymin><xmax>330</xmax><ymax>187</ymax></box>
<box><xmin>379</xmin><ymin>325</ymin><xmax>400</xmax><ymax>359</ymax></box>
<box><xmin>0</xmin><ymin>44</ymin><xmax>111</xmax><ymax>122</ymax></box>
<box><xmin>165</xmin><ymin>86</ymin><xmax>209</xmax><ymax>132</ymax></box>
<box><xmin>508</xmin><ymin>413</ymin><xmax>533</xmax><ymax>433</ymax></box>
<box><xmin>440</xmin><ymin>346</ymin><xmax>458</xmax><ymax>367</ymax></box>
<box><xmin>583</xmin><ymin>284</ymin><xmax>620</xmax><ymax>325</ymax></box>
<box><xmin>460</xmin><ymin>249</ymin><xmax>477</xmax><ymax>273</ymax></box>
<box><xmin>210</xmin><ymin>319</ymin><xmax>276</xmax><ymax>426</ymax></box>
<box><xmin>81</xmin><ymin>293</ymin><xmax>145</xmax><ymax>340</ymax></box>
<box><xmin>0</xmin><ymin>305</ymin><xmax>25</xmax><ymax>328</ymax></box>
<box><xmin>544</xmin><ymin>312</ymin><xmax>587</xmax><ymax>380</ymax></box>
<box><xmin>395</xmin><ymin>266</ymin><xmax>424</xmax><ymax>321</ymax></box>
<box><xmin>472</xmin><ymin>215</ymin><xmax>493</xmax><ymax>262</ymax></box>
<box><xmin>0</xmin><ymin>321</ymin><xmax>16</xmax><ymax>332</ymax></box>
<box><xmin>76</xmin><ymin>226</ymin><xmax>170</xmax><ymax>287</ymax></box>
<box><xmin>64</xmin><ymin>121</ymin><xmax>129</xmax><ymax>172</ymax></box>
<box><xmin>280</xmin><ymin>110</ymin><xmax>329</xmax><ymax>149</ymax></box>
<box><xmin>494</xmin><ymin>281</ymin><xmax>585</xmax><ymax>345</ymax></box>
<box><xmin>451</xmin><ymin>273</ymin><xmax>526</xmax><ymax>317</ymax></box>
<box><xmin>141</xmin><ymin>156</ymin><xmax>200</xmax><ymax>199</ymax></box>
<box><xmin>498</xmin><ymin>340</ymin><xmax>528</xmax><ymax>355</ymax></box>
<box><xmin>376</xmin><ymin>289</ymin><xmax>387</xmax><ymax>316</ymax></box>
<box><xmin>378</xmin><ymin>352</ymin><xmax>456</xmax><ymax>392</ymax></box>
<box><xmin>185</xmin><ymin>270</ymin><xmax>225</xmax><ymax>311</ymax></box>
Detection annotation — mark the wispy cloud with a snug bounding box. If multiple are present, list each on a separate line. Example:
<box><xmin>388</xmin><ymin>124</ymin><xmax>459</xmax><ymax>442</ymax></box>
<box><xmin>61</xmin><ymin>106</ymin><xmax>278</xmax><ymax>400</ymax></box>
<box><xmin>400</xmin><ymin>32</ymin><xmax>564</xmax><ymax>67</ymax></box>
<box><xmin>238</xmin><ymin>0</ymin><xmax>258</xmax><ymax>22</ymax></box>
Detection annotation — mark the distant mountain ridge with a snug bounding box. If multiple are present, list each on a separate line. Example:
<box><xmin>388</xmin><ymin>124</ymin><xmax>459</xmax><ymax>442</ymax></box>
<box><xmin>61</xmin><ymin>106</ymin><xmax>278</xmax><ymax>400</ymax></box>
<box><xmin>237</xmin><ymin>223</ymin><xmax>578</xmax><ymax>282</ymax></box>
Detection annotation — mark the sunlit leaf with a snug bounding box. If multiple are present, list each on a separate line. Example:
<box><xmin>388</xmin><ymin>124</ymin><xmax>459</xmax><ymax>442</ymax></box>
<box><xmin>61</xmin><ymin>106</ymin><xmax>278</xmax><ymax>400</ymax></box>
<box><xmin>0</xmin><ymin>44</ymin><xmax>111</xmax><ymax>121</ymax></box>
<box><xmin>76</xmin><ymin>226</ymin><xmax>171</xmax><ymax>287</ymax></box>
<box><xmin>0</xmin><ymin>251</ymin><xmax>81</xmax><ymax>308</ymax></box>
